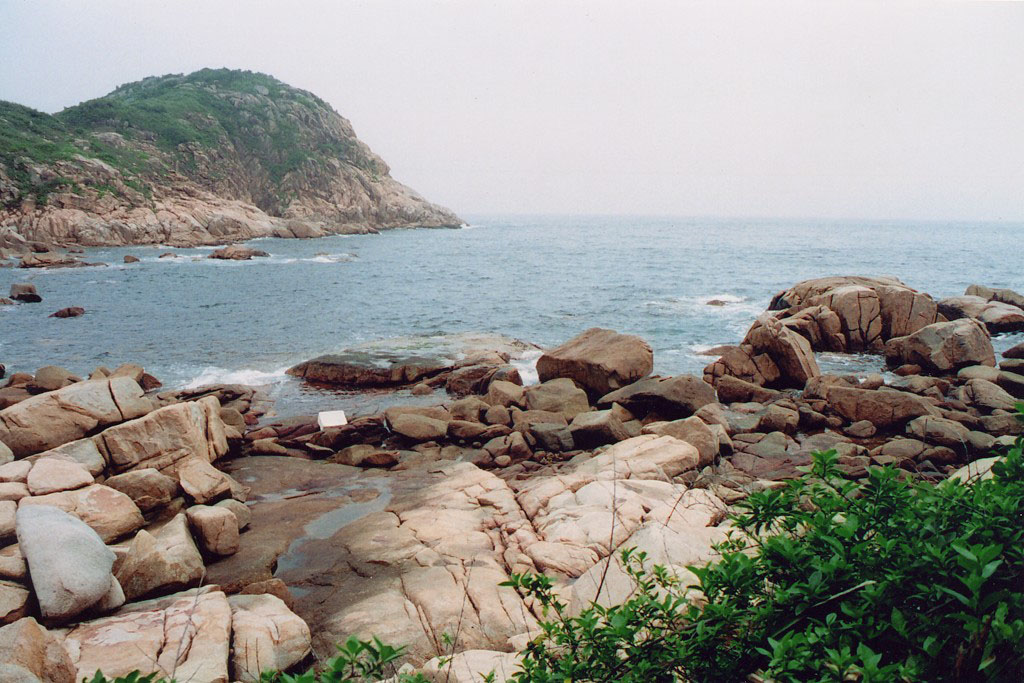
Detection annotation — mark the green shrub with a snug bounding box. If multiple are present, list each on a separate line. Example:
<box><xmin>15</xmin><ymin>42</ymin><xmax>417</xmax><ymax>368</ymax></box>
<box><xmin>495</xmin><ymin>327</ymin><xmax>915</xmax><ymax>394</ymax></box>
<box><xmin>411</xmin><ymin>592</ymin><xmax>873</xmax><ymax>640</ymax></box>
<box><xmin>504</xmin><ymin>407</ymin><xmax>1024</xmax><ymax>682</ymax></box>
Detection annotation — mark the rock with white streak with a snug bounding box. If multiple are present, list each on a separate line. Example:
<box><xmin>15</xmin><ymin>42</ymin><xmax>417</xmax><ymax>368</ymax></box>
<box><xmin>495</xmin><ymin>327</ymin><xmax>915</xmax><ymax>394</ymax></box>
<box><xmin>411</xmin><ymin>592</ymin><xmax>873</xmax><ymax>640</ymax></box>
<box><xmin>61</xmin><ymin>588</ymin><xmax>232</xmax><ymax>683</ymax></box>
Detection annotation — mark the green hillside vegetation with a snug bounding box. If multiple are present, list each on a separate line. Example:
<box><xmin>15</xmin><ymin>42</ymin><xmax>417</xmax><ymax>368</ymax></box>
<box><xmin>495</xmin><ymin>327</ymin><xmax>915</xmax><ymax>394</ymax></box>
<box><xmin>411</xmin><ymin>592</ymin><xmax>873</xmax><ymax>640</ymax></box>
<box><xmin>1</xmin><ymin>68</ymin><xmax>381</xmax><ymax>208</ymax></box>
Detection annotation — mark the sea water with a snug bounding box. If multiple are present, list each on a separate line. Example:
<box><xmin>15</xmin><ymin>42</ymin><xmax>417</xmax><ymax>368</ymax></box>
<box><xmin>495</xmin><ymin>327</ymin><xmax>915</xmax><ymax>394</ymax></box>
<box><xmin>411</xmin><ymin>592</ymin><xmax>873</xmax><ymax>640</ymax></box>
<box><xmin>2</xmin><ymin>215</ymin><xmax>1021</xmax><ymax>417</ymax></box>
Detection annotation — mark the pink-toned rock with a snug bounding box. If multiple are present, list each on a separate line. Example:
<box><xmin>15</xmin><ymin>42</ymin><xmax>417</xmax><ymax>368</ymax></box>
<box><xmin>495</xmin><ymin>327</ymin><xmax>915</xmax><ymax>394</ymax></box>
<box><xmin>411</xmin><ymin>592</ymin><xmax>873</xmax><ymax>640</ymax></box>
<box><xmin>768</xmin><ymin>276</ymin><xmax>938</xmax><ymax>350</ymax></box>
<box><xmin>25</xmin><ymin>457</ymin><xmax>94</xmax><ymax>496</ymax></box>
<box><xmin>0</xmin><ymin>377</ymin><xmax>148</xmax><ymax>458</ymax></box>
<box><xmin>113</xmin><ymin>514</ymin><xmax>204</xmax><ymax>601</ymax></box>
<box><xmin>61</xmin><ymin>588</ymin><xmax>232</xmax><ymax>683</ymax></box>
<box><xmin>186</xmin><ymin>505</ymin><xmax>240</xmax><ymax>556</ymax></box>
<box><xmin>826</xmin><ymin>386</ymin><xmax>938</xmax><ymax>428</ymax></box>
<box><xmin>229</xmin><ymin>594</ymin><xmax>311</xmax><ymax>682</ymax></box>
<box><xmin>103</xmin><ymin>468</ymin><xmax>178</xmax><ymax>512</ymax></box>
<box><xmin>537</xmin><ymin>328</ymin><xmax>653</xmax><ymax>398</ymax></box>
<box><xmin>885</xmin><ymin>319</ymin><xmax>995</xmax><ymax>373</ymax></box>
<box><xmin>19</xmin><ymin>484</ymin><xmax>144</xmax><ymax>543</ymax></box>
<box><xmin>177</xmin><ymin>457</ymin><xmax>236</xmax><ymax>504</ymax></box>
<box><xmin>0</xmin><ymin>616</ymin><xmax>76</xmax><ymax>683</ymax></box>
<box><xmin>95</xmin><ymin>396</ymin><xmax>228</xmax><ymax>475</ymax></box>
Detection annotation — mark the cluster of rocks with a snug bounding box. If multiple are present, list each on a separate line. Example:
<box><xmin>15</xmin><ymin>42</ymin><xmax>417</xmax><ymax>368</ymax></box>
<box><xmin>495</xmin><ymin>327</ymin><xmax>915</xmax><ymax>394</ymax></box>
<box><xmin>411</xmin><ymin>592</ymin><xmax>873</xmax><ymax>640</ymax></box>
<box><xmin>2</xmin><ymin>275</ymin><xmax>1021</xmax><ymax>682</ymax></box>
<box><xmin>2</xmin><ymin>282</ymin><xmax>89</xmax><ymax>319</ymax></box>
<box><xmin>0</xmin><ymin>365</ymin><xmax>311</xmax><ymax>682</ymax></box>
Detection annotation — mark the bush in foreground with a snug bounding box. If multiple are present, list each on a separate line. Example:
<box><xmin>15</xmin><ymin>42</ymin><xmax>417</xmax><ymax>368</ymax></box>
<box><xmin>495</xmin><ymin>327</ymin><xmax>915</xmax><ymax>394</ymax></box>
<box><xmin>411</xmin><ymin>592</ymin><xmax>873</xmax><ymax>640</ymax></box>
<box><xmin>504</xmin><ymin>410</ymin><xmax>1024</xmax><ymax>682</ymax></box>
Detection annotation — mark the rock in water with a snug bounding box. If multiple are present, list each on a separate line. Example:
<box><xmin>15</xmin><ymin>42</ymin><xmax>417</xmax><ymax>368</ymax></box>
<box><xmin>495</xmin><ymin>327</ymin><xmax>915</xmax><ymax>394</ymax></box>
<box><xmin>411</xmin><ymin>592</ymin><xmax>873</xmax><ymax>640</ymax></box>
<box><xmin>937</xmin><ymin>295</ymin><xmax>1024</xmax><ymax>333</ymax></box>
<box><xmin>49</xmin><ymin>306</ymin><xmax>85</xmax><ymax>318</ymax></box>
<box><xmin>537</xmin><ymin>328</ymin><xmax>654</xmax><ymax>398</ymax></box>
<box><xmin>767</xmin><ymin>276</ymin><xmax>938</xmax><ymax>350</ymax></box>
<box><xmin>8</xmin><ymin>283</ymin><xmax>40</xmax><ymax>303</ymax></box>
<box><xmin>884</xmin><ymin>319</ymin><xmax>995</xmax><ymax>373</ymax></box>
<box><xmin>16</xmin><ymin>505</ymin><xmax>122</xmax><ymax>622</ymax></box>
<box><xmin>208</xmin><ymin>245</ymin><xmax>271</xmax><ymax>260</ymax></box>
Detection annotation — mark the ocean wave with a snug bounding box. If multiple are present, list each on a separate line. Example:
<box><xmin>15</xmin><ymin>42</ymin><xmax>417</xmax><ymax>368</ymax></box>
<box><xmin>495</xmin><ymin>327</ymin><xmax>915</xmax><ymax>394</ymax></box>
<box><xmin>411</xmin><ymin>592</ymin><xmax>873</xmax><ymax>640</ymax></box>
<box><xmin>643</xmin><ymin>294</ymin><xmax>765</xmax><ymax>317</ymax></box>
<box><xmin>511</xmin><ymin>348</ymin><xmax>543</xmax><ymax>386</ymax></box>
<box><xmin>182</xmin><ymin>365</ymin><xmax>290</xmax><ymax>389</ymax></box>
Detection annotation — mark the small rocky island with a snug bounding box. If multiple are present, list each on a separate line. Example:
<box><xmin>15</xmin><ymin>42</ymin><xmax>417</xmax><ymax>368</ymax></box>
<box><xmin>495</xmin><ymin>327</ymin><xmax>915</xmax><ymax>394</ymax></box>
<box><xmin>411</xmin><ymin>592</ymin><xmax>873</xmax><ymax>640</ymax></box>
<box><xmin>0</xmin><ymin>68</ymin><xmax>461</xmax><ymax>250</ymax></box>
<box><xmin>0</xmin><ymin>275</ymin><xmax>1021</xmax><ymax>681</ymax></box>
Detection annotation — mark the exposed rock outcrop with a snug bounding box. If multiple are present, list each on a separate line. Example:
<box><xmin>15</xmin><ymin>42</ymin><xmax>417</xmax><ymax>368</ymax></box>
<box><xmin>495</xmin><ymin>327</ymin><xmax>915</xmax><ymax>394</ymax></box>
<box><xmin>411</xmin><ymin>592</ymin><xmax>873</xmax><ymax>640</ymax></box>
<box><xmin>1</xmin><ymin>69</ymin><xmax>461</xmax><ymax>248</ymax></box>
<box><xmin>536</xmin><ymin>328</ymin><xmax>654</xmax><ymax>398</ymax></box>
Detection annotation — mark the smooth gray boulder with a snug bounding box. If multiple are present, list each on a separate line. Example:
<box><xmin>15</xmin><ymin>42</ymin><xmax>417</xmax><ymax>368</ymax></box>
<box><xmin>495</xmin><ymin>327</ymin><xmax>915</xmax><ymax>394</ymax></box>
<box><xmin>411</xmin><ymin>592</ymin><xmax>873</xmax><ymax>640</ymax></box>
<box><xmin>15</xmin><ymin>505</ymin><xmax>122</xmax><ymax>622</ymax></box>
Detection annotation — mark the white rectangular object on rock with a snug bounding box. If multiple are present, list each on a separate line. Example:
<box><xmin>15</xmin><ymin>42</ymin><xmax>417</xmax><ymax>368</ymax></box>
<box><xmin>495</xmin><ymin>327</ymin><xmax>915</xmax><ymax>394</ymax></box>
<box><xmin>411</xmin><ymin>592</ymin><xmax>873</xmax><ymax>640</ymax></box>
<box><xmin>317</xmin><ymin>410</ymin><xmax>348</xmax><ymax>429</ymax></box>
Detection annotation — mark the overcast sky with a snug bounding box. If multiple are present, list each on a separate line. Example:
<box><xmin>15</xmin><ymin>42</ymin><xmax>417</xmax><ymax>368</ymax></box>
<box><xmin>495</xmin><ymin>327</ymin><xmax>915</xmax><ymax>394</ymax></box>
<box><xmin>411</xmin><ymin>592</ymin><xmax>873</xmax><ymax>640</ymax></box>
<box><xmin>2</xmin><ymin>1</ymin><xmax>1022</xmax><ymax>220</ymax></box>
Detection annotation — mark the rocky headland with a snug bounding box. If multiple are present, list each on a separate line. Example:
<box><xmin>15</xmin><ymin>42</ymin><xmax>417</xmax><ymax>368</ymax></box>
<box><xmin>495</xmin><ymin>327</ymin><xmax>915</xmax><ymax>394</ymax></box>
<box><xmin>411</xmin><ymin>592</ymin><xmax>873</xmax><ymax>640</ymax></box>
<box><xmin>0</xmin><ymin>68</ymin><xmax>461</xmax><ymax>252</ymax></box>
<box><xmin>1</xmin><ymin>275</ymin><xmax>1023</xmax><ymax>682</ymax></box>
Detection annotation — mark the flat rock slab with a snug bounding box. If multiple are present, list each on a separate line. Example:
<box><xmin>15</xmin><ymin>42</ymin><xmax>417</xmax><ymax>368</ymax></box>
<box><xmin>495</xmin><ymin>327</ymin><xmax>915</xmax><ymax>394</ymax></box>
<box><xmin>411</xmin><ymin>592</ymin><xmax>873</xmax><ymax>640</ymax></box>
<box><xmin>210</xmin><ymin>437</ymin><xmax>724</xmax><ymax>668</ymax></box>
<box><xmin>287</xmin><ymin>333</ymin><xmax>536</xmax><ymax>388</ymax></box>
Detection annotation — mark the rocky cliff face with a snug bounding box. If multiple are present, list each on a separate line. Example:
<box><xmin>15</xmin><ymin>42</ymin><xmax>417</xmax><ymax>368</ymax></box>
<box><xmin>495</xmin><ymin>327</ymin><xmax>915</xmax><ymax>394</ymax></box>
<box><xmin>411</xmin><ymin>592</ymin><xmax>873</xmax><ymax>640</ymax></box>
<box><xmin>0</xmin><ymin>69</ymin><xmax>461</xmax><ymax>247</ymax></box>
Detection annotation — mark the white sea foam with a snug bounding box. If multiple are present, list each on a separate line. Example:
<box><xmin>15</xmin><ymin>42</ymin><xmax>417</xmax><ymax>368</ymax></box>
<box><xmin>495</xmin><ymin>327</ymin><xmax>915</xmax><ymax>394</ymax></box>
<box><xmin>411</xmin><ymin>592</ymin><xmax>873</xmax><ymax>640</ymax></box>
<box><xmin>643</xmin><ymin>293</ymin><xmax>764</xmax><ymax>317</ymax></box>
<box><xmin>511</xmin><ymin>348</ymin><xmax>543</xmax><ymax>386</ymax></box>
<box><xmin>183</xmin><ymin>365</ymin><xmax>290</xmax><ymax>389</ymax></box>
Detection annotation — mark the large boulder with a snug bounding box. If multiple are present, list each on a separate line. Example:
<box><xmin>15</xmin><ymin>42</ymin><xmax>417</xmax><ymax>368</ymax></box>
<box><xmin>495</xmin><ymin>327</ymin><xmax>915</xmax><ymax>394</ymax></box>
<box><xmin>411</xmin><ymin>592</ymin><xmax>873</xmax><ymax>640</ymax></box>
<box><xmin>95</xmin><ymin>396</ymin><xmax>228</xmax><ymax>475</ymax></box>
<box><xmin>208</xmin><ymin>245</ymin><xmax>269</xmax><ymax>260</ymax></box>
<box><xmin>8</xmin><ymin>283</ymin><xmax>41</xmax><ymax>303</ymax></box>
<box><xmin>960</xmin><ymin>379</ymin><xmax>1017</xmax><ymax>413</ymax></box>
<box><xmin>228</xmin><ymin>594</ymin><xmax>312</xmax><ymax>682</ymax></box>
<box><xmin>104</xmin><ymin>468</ymin><xmax>179</xmax><ymax>511</ymax></box>
<box><xmin>114</xmin><ymin>513</ymin><xmax>204</xmax><ymax>601</ymax></box>
<box><xmin>536</xmin><ymin>328</ymin><xmax>653</xmax><ymax>398</ymax></box>
<box><xmin>568</xmin><ymin>410</ymin><xmax>631</xmax><ymax>448</ymax></box>
<box><xmin>15</xmin><ymin>505</ymin><xmax>123</xmax><ymax>622</ymax></box>
<box><xmin>0</xmin><ymin>581</ymin><xmax>30</xmax><ymax>625</ymax></box>
<box><xmin>641</xmin><ymin>416</ymin><xmax>719</xmax><ymax>467</ymax></box>
<box><xmin>937</xmin><ymin>295</ymin><xmax>1024</xmax><ymax>334</ymax></box>
<box><xmin>768</xmin><ymin>276</ymin><xmax>938</xmax><ymax>350</ymax></box>
<box><xmin>965</xmin><ymin>284</ymin><xmax>1024</xmax><ymax>311</ymax></box>
<box><xmin>0</xmin><ymin>378</ymin><xmax>149</xmax><ymax>458</ymax></box>
<box><xmin>0</xmin><ymin>617</ymin><xmax>76</xmax><ymax>683</ymax></box>
<box><xmin>743</xmin><ymin>314</ymin><xmax>820</xmax><ymax>387</ymax></box>
<box><xmin>20</xmin><ymin>484</ymin><xmax>144</xmax><ymax>542</ymax></box>
<box><xmin>598</xmin><ymin>375</ymin><xmax>716</xmax><ymax>419</ymax></box>
<box><xmin>287</xmin><ymin>333</ymin><xmax>534</xmax><ymax>390</ymax></box>
<box><xmin>61</xmin><ymin>588</ymin><xmax>232</xmax><ymax>683</ymax></box>
<box><xmin>523</xmin><ymin>378</ymin><xmax>591</xmax><ymax>420</ymax></box>
<box><xmin>825</xmin><ymin>386</ymin><xmax>938</xmax><ymax>429</ymax></box>
<box><xmin>885</xmin><ymin>319</ymin><xmax>996</xmax><ymax>373</ymax></box>
<box><xmin>390</xmin><ymin>414</ymin><xmax>449</xmax><ymax>442</ymax></box>
<box><xmin>25</xmin><ymin>456</ymin><xmax>93</xmax><ymax>496</ymax></box>
<box><xmin>187</xmin><ymin>505</ymin><xmax>241</xmax><ymax>556</ymax></box>
<box><xmin>906</xmin><ymin>416</ymin><xmax>972</xmax><ymax>450</ymax></box>
<box><xmin>704</xmin><ymin>315</ymin><xmax>819</xmax><ymax>389</ymax></box>
<box><xmin>177</xmin><ymin>457</ymin><xmax>238</xmax><ymax>504</ymax></box>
